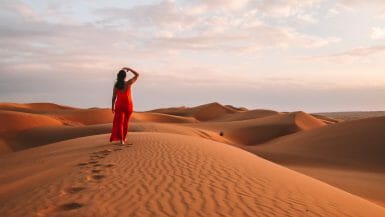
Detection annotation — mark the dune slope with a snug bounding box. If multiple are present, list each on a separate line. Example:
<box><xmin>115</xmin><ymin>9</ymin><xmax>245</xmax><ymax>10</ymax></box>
<box><xmin>0</xmin><ymin>133</ymin><xmax>384</xmax><ymax>217</ymax></box>
<box><xmin>192</xmin><ymin>112</ymin><xmax>325</xmax><ymax>145</ymax></box>
<box><xmin>250</xmin><ymin>116</ymin><xmax>385</xmax><ymax>206</ymax></box>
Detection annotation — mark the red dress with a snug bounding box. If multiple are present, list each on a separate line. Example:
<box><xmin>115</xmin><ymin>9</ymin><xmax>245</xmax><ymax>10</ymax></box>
<box><xmin>110</xmin><ymin>85</ymin><xmax>133</xmax><ymax>142</ymax></box>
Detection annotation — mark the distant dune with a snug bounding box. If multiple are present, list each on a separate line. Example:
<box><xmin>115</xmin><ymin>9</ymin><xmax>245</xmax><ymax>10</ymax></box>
<box><xmin>0</xmin><ymin>110</ymin><xmax>64</xmax><ymax>133</ymax></box>
<box><xmin>213</xmin><ymin>109</ymin><xmax>279</xmax><ymax>122</ymax></box>
<box><xmin>1</xmin><ymin>101</ymin><xmax>385</xmax><ymax>213</ymax></box>
<box><xmin>191</xmin><ymin>111</ymin><xmax>326</xmax><ymax>146</ymax></box>
<box><xmin>0</xmin><ymin>102</ymin><xmax>75</xmax><ymax>114</ymax></box>
<box><xmin>315</xmin><ymin>111</ymin><xmax>385</xmax><ymax>121</ymax></box>
<box><xmin>131</xmin><ymin>112</ymin><xmax>199</xmax><ymax>123</ymax></box>
<box><xmin>149</xmin><ymin>102</ymin><xmax>238</xmax><ymax>121</ymax></box>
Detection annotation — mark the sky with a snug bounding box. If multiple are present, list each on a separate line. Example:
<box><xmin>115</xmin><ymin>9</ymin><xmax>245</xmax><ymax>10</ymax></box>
<box><xmin>1</xmin><ymin>0</ymin><xmax>385</xmax><ymax>112</ymax></box>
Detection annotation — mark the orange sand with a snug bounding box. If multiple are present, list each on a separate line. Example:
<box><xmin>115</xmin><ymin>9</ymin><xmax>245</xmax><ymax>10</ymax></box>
<box><xmin>0</xmin><ymin>102</ymin><xmax>384</xmax><ymax>216</ymax></box>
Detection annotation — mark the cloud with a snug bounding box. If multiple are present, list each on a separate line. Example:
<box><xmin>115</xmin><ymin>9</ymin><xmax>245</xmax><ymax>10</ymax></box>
<box><xmin>371</xmin><ymin>27</ymin><xmax>385</xmax><ymax>40</ymax></box>
<box><xmin>97</xmin><ymin>0</ymin><xmax>197</xmax><ymax>30</ymax></box>
<box><xmin>303</xmin><ymin>44</ymin><xmax>385</xmax><ymax>63</ymax></box>
<box><xmin>333</xmin><ymin>0</ymin><xmax>385</xmax><ymax>17</ymax></box>
<box><xmin>94</xmin><ymin>0</ymin><xmax>335</xmax><ymax>54</ymax></box>
<box><xmin>3</xmin><ymin>0</ymin><xmax>383</xmax><ymax>112</ymax></box>
<box><xmin>250</xmin><ymin>0</ymin><xmax>321</xmax><ymax>18</ymax></box>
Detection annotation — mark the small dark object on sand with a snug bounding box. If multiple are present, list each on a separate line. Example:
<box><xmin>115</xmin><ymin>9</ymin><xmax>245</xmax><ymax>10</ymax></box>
<box><xmin>219</xmin><ymin>131</ymin><xmax>224</xmax><ymax>136</ymax></box>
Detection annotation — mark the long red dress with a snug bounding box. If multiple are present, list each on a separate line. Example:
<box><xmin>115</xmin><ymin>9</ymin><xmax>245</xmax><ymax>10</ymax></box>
<box><xmin>110</xmin><ymin>85</ymin><xmax>133</xmax><ymax>142</ymax></box>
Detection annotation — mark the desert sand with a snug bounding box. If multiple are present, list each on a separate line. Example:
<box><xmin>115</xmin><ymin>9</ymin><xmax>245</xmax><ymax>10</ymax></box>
<box><xmin>0</xmin><ymin>102</ymin><xmax>385</xmax><ymax>216</ymax></box>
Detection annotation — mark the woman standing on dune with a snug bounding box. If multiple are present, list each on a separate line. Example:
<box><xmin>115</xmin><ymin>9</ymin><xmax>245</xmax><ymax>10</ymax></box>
<box><xmin>110</xmin><ymin>67</ymin><xmax>139</xmax><ymax>144</ymax></box>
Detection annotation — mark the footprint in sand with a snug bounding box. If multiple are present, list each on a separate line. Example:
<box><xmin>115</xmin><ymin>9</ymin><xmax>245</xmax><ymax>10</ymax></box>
<box><xmin>92</xmin><ymin>174</ymin><xmax>105</xmax><ymax>180</ymax></box>
<box><xmin>66</xmin><ymin>187</ymin><xmax>86</xmax><ymax>194</ymax></box>
<box><xmin>91</xmin><ymin>169</ymin><xmax>101</xmax><ymax>173</ymax></box>
<box><xmin>103</xmin><ymin>164</ymin><xmax>115</xmax><ymax>168</ymax></box>
<box><xmin>90</xmin><ymin>155</ymin><xmax>105</xmax><ymax>160</ymax></box>
<box><xmin>58</xmin><ymin>202</ymin><xmax>84</xmax><ymax>211</ymax></box>
<box><xmin>88</xmin><ymin>160</ymin><xmax>98</xmax><ymax>164</ymax></box>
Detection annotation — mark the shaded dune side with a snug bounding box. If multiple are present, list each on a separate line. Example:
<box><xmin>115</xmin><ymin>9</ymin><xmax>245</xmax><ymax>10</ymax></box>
<box><xmin>192</xmin><ymin>112</ymin><xmax>326</xmax><ymax>145</ymax></box>
<box><xmin>224</xmin><ymin>104</ymin><xmax>248</xmax><ymax>111</ymax></box>
<box><xmin>311</xmin><ymin>114</ymin><xmax>341</xmax><ymax>124</ymax></box>
<box><xmin>0</xmin><ymin>133</ymin><xmax>384</xmax><ymax>217</ymax></box>
<box><xmin>131</xmin><ymin>112</ymin><xmax>199</xmax><ymax>123</ymax></box>
<box><xmin>249</xmin><ymin>116</ymin><xmax>385</xmax><ymax>206</ymax></box>
<box><xmin>251</xmin><ymin>116</ymin><xmax>385</xmax><ymax>170</ymax></box>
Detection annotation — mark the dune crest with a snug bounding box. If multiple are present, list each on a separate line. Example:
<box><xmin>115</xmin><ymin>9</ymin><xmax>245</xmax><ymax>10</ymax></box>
<box><xmin>0</xmin><ymin>102</ymin><xmax>75</xmax><ymax>113</ymax></box>
<box><xmin>150</xmin><ymin>102</ymin><xmax>238</xmax><ymax>121</ymax></box>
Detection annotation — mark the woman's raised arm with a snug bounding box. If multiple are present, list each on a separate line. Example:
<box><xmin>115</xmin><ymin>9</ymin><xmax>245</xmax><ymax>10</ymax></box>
<box><xmin>123</xmin><ymin>67</ymin><xmax>139</xmax><ymax>85</ymax></box>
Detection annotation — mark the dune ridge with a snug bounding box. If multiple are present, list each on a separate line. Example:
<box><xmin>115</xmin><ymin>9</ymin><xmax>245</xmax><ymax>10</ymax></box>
<box><xmin>149</xmin><ymin>102</ymin><xmax>238</xmax><ymax>121</ymax></box>
<box><xmin>0</xmin><ymin>102</ymin><xmax>75</xmax><ymax>113</ymax></box>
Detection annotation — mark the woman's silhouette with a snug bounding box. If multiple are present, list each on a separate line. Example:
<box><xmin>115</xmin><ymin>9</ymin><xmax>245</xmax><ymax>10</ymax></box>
<box><xmin>110</xmin><ymin>67</ymin><xmax>139</xmax><ymax>144</ymax></box>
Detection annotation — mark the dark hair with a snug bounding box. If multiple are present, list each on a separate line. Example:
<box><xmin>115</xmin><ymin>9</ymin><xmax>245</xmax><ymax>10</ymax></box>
<box><xmin>114</xmin><ymin>70</ymin><xmax>126</xmax><ymax>90</ymax></box>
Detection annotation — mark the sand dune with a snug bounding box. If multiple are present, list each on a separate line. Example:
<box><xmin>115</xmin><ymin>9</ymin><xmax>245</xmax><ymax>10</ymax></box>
<box><xmin>0</xmin><ymin>133</ymin><xmax>384</xmax><ymax>217</ymax></box>
<box><xmin>3</xmin><ymin>124</ymin><xmax>112</xmax><ymax>152</ymax></box>
<box><xmin>251</xmin><ymin>116</ymin><xmax>385</xmax><ymax>170</ymax></box>
<box><xmin>131</xmin><ymin>112</ymin><xmax>199</xmax><ymax>123</ymax></box>
<box><xmin>0</xmin><ymin>110</ymin><xmax>64</xmax><ymax>133</ymax></box>
<box><xmin>0</xmin><ymin>104</ymin><xmax>203</xmax><ymax>154</ymax></box>
<box><xmin>49</xmin><ymin>108</ymin><xmax>114</xmax><ymax>125</ymax></box>
<box><xmin>250</xmin><ymin>116</ymin><xmax>385</xmax><ymax>206</ymax></box>
<box><xmin>149</xmin><ymin>102</ymin><xmax>238</xmax><ymax>121</ymax></box>
<box><xmin>192</xmin><ymin>111</ymin><xmax>325</xmax><ymax>145</ymax></box>
<box><xmin>213</xmin><ymin>109</ymin><xmax>279</xmax><ymax>122</ymax></box>
<box><xmin>1</xmin><ymin>121</ymin><xmax>230</xmax><ymax>154</ymax></box>
<box><xmin>0</xmin><ymin>102</ymin><xmax>75</xmax><ymax>114</ymax></box>
<box><xmin>1</xmin><ymin>101</ymin><xmax>384</xmax><ymax>212</ymax></box>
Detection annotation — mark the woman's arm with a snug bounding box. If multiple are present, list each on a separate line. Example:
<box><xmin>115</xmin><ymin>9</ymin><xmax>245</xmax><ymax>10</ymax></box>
<box><xmin>111</xmin><ymin>87</ymin><xmax>117</xmax><ymax>113</ymax></box>
<box><xmin>123</xmin><ymin>67</ymin><xmax>139</xmax><ymax>85</ymax></box>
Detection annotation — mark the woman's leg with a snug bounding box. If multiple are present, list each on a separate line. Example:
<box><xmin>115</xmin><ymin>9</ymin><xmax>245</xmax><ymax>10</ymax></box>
<box><xmin>110</xmin><ymin>110</ymin><xmax>124</xmax><ymax>142</ymax></box>
<box><xmin>122</xmin><ymin>111</ymin><xmax>132</xmax><ymax>142</ymax></box>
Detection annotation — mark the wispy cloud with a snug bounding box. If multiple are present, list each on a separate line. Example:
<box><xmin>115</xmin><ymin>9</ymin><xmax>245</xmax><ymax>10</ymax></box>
<box><xmin>302</xmin><ymin>44</ymin><xmax>385</xmax><ymax>63</ymax></box>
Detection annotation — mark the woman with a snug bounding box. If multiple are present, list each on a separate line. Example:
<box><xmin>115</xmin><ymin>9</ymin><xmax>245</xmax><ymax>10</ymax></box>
<box><xmin>110</xmin><ymin>67</ymin><xmax>139</xmax><ymax>144</ymax></box>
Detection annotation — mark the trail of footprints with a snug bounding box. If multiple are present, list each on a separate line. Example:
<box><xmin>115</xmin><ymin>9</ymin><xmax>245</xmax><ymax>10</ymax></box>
<box><xmin>54</xmin><ymin>143</ymin><xmax>132</xmax><ymax>213</ymax></box>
